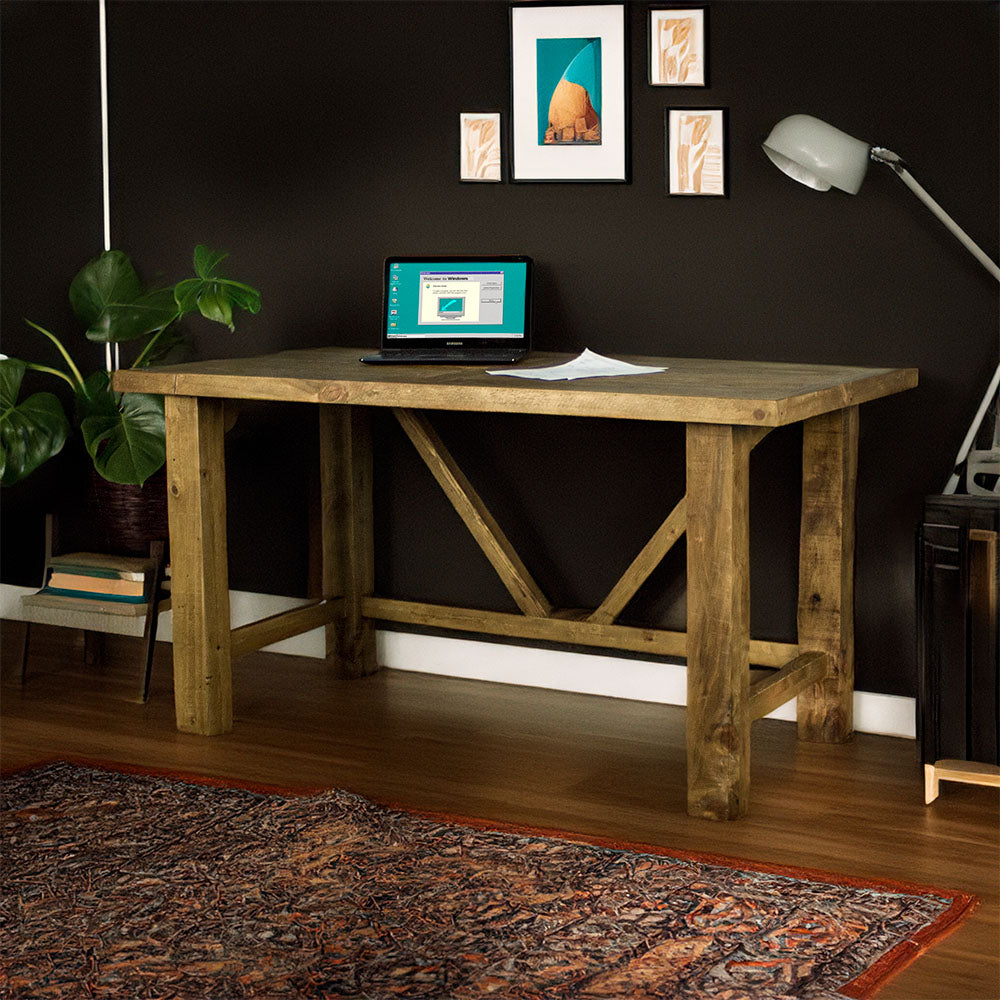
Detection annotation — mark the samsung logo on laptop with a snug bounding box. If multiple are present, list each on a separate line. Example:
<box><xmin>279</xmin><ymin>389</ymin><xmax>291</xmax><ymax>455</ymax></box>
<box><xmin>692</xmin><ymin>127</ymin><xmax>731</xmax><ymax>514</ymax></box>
<box><xmin>446</xmin><ymin>341</ymin><xmax>463</xmax><ymax>346</ymax></box>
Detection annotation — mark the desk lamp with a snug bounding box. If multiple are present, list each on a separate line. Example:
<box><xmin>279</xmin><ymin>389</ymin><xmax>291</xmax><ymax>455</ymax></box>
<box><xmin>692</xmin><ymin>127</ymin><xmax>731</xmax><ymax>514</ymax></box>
<box><xmin>761</xmin><ymin>113</ymin><xmax>1000</xmax><ymax>493</ymax></box>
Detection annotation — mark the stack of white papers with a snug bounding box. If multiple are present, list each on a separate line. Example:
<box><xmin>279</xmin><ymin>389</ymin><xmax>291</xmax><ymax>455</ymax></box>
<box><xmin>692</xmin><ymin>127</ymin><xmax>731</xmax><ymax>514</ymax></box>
<box><xmin>488</xmin><ymin>349</ymin><xmax>667</xmax><ymax>382</ymax></box>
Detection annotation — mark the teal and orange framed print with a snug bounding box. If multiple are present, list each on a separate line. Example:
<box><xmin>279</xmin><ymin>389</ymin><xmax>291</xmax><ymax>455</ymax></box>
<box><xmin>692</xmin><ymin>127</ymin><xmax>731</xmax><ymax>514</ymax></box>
<box><xmin>665</xmin><ymin>107</ymin><xmax>728</xmax><ymax>196</ymax></box>
<box><xmin>649</xmin><ymin>8</ymin><xmax>707</xmax><ymax>86</ymax></box>
<box><xmin>510</xmin><ymin>3</ymin><xmax>628</xmax><ymax>182</ymax></box>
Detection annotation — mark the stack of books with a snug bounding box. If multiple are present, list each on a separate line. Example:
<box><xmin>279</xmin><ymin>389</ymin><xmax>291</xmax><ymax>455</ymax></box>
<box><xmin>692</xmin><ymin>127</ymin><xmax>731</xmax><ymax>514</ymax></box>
<box><xmin>23</xmin><ymin>552</ymin><xmax>155</xmax><ymax>617</ymax></box>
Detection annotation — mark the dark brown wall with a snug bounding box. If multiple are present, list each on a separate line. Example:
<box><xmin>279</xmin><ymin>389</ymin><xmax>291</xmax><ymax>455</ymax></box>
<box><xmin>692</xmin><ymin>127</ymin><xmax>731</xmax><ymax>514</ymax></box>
<box><xmin>3</xmin><ymin>1</ymin><xmax>997</xmax><ymax>697</ymax></box>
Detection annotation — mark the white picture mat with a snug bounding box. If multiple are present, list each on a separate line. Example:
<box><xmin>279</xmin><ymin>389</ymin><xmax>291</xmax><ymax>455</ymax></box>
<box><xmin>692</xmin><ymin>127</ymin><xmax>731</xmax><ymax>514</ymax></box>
<box><xmin>511</xmin><ymin>4</ymin><xmax>626</xmax><ymax>181</ymax></box>
<box><xmin>650</xmin><ymin>8</ymin><xmax>705</xmax><ymax>86</ymax></box>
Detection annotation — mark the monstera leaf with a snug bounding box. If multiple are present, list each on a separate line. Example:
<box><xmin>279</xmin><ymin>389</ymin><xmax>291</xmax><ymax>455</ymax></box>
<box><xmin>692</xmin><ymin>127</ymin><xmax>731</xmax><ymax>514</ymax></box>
<box><xmin>70</xmin><ymin>250</ymin><xmax>179</xmax><ymax>344</ymax></box>
<box><xmin>5</xmin><ymin>245</ymin><xmax>260</xmax><ymax>488</ymax></box>
<box><xmin>0</xmin><ymin>358</ymin><xmax>70</xmax><ymax>486</ymax></box>
<box><xmin>79</xmin><ymin>371</ymin><xmax>166</xmax><ymax>485</ymax></box>
<box><xmin>173</xmin><ymin>245</ymin><xmax>262</xmax><ymax>332</ymax></box>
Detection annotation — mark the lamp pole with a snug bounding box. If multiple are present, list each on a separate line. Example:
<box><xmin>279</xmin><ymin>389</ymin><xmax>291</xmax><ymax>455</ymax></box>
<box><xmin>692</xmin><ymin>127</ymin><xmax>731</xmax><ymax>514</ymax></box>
<box><xmin>763</xmin><ymin>115</ymin><xmax>999</xmax><ymax>494</ymax></box>
<box><xmin>870</xmin><ymin>148</ymin><xmax>1000</xmax><ymax>282</ymax></box>
<box><xmin>868</xmin><ymin>147</ymin><xmax>999</xmax><ymax>494</ymax></box>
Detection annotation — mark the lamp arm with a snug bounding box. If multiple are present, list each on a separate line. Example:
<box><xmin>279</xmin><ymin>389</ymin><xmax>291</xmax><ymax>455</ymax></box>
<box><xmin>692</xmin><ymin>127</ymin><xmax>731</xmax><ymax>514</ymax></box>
<box><xmin>869</xmin><ymin>150</ymin><xmax>1000</xmax><ymax>492</ymax></box>
<box><xmin>870</xmin><ymin>148</ymin><xmax>1000</xmax><ymax>282</ymax></box>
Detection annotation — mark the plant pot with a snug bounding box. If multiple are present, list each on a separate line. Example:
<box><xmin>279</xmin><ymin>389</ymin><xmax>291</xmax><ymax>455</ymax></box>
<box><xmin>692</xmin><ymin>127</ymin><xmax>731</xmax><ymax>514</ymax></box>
<box><xmin>88</xmin><ymin>467</ymin><xmax>169</xmax><ymax>557</ymax></box>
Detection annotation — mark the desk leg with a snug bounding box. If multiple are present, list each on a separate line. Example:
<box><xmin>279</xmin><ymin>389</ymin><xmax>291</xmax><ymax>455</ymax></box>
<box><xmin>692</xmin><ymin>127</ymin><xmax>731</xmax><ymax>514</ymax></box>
<box><xmin>320</xmin><ymin>405</ymin><xmax>376</xmax><ymax>677</ymax></box>
<box><xmin>797</xmin><ymin>407</ymin><xmax>858</xmax><ymax>743</ymax></box>
<box><xmin>165</xmin><ymin>395</ymin><xmax>232</xmax><ymax>735</ymax></box>
<box><xmin>685</xmin><ymin>423</ymin><xmax>753</xmax><ymax>820</ymax></box>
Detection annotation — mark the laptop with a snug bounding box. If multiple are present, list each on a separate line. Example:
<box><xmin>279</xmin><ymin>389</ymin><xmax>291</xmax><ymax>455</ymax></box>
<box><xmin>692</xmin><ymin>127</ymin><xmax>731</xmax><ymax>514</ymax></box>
<box><xmin>360</xmin><ymin>255</ymin><xmax>532</xmax><ymax>364</ymax></box>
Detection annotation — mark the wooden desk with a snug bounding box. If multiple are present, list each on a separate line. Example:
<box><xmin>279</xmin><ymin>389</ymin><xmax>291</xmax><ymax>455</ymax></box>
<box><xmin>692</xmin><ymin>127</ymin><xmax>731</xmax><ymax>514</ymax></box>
<box><xmin>115</xmin><ymin>348</ymin><xmax>917</xmax><ymax>820</ymax></box>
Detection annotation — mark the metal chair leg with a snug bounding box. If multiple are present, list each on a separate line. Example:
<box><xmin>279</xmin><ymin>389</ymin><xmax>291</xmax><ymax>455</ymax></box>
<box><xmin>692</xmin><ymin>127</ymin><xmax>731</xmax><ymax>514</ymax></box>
<box><xmin>139</xmin><ymin>540</ymin><xmax>166</xmax><ymax>703</ymax></box>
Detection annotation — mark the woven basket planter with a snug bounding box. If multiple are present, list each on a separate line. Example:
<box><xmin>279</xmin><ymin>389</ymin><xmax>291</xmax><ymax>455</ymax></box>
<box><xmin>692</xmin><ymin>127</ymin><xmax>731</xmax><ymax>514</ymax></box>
<box><xmin>88</xmin><ymin>468</ymin><xmax>169</xmax><ymax>558</ymax></box>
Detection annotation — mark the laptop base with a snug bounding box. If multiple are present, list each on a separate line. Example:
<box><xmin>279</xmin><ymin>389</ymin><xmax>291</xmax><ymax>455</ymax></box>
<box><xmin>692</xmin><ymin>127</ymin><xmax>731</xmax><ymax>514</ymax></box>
<box><xmin>360</xmin><ymin>351</ymin><xmax>527</xmax><ymax>365</ymax></box>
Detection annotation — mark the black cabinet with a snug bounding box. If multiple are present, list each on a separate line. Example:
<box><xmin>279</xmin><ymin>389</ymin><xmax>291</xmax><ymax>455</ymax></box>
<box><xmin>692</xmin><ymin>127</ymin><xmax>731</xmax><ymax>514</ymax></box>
<box><xmin>918</xmin><ymin>495</ymin><xmax>999</xmax><ymax>773</ymax></box>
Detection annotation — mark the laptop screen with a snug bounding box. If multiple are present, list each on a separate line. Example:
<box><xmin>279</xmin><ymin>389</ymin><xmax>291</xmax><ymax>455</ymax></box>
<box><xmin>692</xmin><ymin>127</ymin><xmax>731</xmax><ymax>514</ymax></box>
<box><xmin>383</xmin><ymin>256</ymin><xmax>532</xmax><ymax>347</ymax></box>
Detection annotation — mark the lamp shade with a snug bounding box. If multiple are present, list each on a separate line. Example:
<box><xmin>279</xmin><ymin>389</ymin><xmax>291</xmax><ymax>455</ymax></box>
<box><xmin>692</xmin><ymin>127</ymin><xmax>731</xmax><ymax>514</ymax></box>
<box><xmin>762</xmin><ymin>115</ymin><xmax>871</xmax><ymax>194</ymax></box>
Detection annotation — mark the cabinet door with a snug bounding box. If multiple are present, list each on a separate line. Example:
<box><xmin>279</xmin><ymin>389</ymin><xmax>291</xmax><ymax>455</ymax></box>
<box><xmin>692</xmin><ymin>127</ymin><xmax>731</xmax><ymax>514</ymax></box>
<box><xmin>918</xmin><ymin>522</ymin><xmax>967</xmax><ymax>763</ymax></box>
<box><xmin>968</xmin><ymin>529</ymin><xmax>999</xmax><ymax>764</ymax></box>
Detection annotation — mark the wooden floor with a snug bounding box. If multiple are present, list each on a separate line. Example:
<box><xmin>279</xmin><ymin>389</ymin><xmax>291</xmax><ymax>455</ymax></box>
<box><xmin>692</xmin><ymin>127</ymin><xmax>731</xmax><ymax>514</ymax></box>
<box><xmin>2</xmin><ymin>623</ymin><xmax>998</xmax><ymax>1000</ymax></box>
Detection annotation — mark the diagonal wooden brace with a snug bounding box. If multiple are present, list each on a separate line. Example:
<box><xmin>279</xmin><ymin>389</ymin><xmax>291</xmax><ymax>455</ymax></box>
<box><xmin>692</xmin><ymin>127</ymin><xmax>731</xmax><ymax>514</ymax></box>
<box><xmin>748</xmin><ymin>651</ymin><xmax>829</xmax><ymax>721</ymax></box>
<box><xmin>393</xmin><ymin>408</ymin><xmax>552</xmax><ymax>619</ymax></box>
<box><xmin>589</xmin><ymin>497</ymin><xmax>687</xmax><ymax>625</ymax></box>
<box><xmin>589</xmin><ymin>426</ymin><xmax>772</xmax><ymax>628</ymax></box>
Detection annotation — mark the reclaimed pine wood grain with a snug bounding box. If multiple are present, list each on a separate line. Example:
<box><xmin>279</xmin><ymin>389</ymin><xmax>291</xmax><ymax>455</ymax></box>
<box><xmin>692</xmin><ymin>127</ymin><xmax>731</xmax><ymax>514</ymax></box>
<box><xmin>588</xmin><ymin>497</ymin><xmax>687</xmax><ymax>626</ymax></box>
<box><xmin>393</xmin><ymin>408</ymin><xmax>552</xmax><ymax>618</ymax></box>
<box><xmin>797</xmin><ymin>407</ymin><xmax>859</xmax><ymax>743</ymax></box>
<box><xmin>318</xmin><ymin>405</ymin><xmax>341</xmax><ymax>659</ymax></box>
<box><xmin>113</xmin><ymin>348</ymin><xmax>917</xmax><ymax>427</ymax></box>
<box><xmin>363</xmin><ymin>597</ymin><xmax>800</xmax><ymax>668</ymax></box>
<box><xmin>588</xmin><ymin>428</ymin><xmax>772</xmax><ymax>628</ymax></box>
<box><xmin>115</xmin><ymin>349</ymin><xmax>917</xmax><ymax>821</ymax></box>
<box><xmin>229</xmin><ymin>599</ymin><xmax>341</xmax><ymax>661</ymax></box>
<box><xmin>164</xmin><ymin>395</ymin><xmax>232</xmax><ymax>735</ymax></box>
<box><xmin>685</xmin><ymin>423</ymin><xmax>756</xmax><ymax>821</ymax></box>
<box><xmin>322</xmin><ymin>406</ymin><xmax>376</xmax><ymax>678</ymax></box>
<box><xmin>748</xmin><ymin>651</ymin><xmax>828</xmax><ymax>721</ymax></box>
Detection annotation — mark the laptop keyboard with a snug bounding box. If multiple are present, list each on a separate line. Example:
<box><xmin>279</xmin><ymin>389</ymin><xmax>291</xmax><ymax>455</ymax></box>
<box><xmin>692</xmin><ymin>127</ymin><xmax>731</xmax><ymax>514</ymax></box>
<box><xmin>380</xmin><ymin>350</ymin><xmax>523</xmax><ymax>363</ymax></box>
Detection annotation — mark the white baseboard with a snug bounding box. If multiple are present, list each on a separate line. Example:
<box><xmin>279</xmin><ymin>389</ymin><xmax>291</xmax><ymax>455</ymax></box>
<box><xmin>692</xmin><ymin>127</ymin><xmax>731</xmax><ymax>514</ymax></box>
<box><xmin>1</xmin><ymin>584</ymin><xmax>916</xmax><ymax>739</ymax></box>
<box><xmin>376</xmin><ymin>630</ymin><xmax>917</xmax><ymax>739</ymax></box>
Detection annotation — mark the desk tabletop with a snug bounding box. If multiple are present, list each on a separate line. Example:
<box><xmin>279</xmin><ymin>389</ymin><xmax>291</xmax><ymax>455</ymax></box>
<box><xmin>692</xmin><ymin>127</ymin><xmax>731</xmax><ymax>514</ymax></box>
<box><xmin>112</xmin><ymin>347</ymin><xmax>917</xmax><ymax>426</ymax></box>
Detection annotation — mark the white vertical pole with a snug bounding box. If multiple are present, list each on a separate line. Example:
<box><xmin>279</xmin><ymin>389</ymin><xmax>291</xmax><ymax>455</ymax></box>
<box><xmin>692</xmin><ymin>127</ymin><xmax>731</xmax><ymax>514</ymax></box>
<box><xmin>99</xmin><ymin>0</ymin><xmax>110</xmax><ymax>253</ymax></box>
<box><xmin>99</xmin><ymin>0</ymin><xmax>118</xmax><ymax>371</ymax></box>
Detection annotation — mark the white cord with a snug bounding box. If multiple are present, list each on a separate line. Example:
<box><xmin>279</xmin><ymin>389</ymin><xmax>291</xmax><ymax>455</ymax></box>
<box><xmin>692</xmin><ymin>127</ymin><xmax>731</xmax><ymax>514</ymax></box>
<box><xmin>99</xmin><ymin>0</ymin><xmax>119</xmax><ymax>371</ymax></box>
<box><xmin>99</xmin><ymin>0</ymin><xmax>110</xmax><ymax>253</ymax></box>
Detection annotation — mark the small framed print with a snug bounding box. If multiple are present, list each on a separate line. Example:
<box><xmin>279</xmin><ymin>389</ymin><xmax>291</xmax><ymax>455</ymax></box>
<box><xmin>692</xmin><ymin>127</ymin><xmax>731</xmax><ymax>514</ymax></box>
<box><xmin>666</xmin><ymin>108</ymin><xmax>727</xmax><ymax>196</ymax></box>
<box><xmin>649</xmin><ymin>8</ymin><xmax>707</xmax><ymax>87</ymax></box>
<box><xmin>510</xmin><ymin>3</ymin><xmax>629</xmax><ymax>183</ymax></box>
<box><xmin>460</xmin><ymin>112</ymin><xmax>502</xmax><ymax>182</ymax></box>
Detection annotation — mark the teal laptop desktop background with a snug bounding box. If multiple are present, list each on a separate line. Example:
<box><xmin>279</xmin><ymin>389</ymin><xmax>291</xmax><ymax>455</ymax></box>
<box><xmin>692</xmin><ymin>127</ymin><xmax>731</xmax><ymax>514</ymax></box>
<box><xmin>386</xmin><ymin>260</ymin><xmax>529</xmax><ymax>339</ymax></box>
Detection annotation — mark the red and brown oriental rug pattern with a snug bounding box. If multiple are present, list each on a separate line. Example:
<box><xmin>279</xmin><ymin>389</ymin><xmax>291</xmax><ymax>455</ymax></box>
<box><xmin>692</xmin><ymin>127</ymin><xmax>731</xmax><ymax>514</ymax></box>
<box><xmin>0</xmin><ymin>762</ymin><xmax>975</xmax><ymax>999</ymax></box>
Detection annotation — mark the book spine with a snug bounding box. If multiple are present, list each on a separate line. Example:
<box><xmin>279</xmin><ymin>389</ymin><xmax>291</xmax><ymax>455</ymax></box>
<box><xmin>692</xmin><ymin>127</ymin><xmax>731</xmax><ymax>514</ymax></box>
<box><xmin>41</xmin><ymin>587</ymin><xmax>148</xmax><ymax>604</ymax></box>
<box><xmin>46</xmin><ymin>563</ymin><xmax>146</xmax><ymax>582</ymax></box>
<box><xmin>46</xmin><ymin>572</ymin><xmax>146</xmax><ymax>597</ymax></box>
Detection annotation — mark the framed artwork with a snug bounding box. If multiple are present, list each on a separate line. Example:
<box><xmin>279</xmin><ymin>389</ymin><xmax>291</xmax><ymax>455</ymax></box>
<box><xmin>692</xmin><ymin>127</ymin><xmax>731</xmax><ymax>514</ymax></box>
<box><xmin>460</xmin><ymin>112</ymin><xmax>502</xmax><ymax>182</ymax></box>
<box><xmin>649</xmin><ymin>8</ymin><xmax>707</xmax><ymax>86</ymax></box>
<box><xmin>665</xmin><ymin>108</ymin><xmax>728</xmax><ymax>196</ymax></box>
<box><xmin>510</xmin><ymin>3</ymin><xmax>629</xmax><ymax>183</ymax></box>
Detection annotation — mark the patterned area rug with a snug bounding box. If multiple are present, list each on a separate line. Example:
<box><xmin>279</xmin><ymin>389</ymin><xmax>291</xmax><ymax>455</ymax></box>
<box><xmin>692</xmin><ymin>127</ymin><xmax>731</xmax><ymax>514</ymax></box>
<box><xmin>0</xmin><ymin>762</ymin><xmax>975</xmax><ymax>999</ymax></box>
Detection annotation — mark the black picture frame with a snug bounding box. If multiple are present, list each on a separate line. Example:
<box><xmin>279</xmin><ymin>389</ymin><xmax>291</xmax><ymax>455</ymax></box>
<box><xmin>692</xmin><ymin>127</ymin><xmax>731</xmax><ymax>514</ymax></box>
<box><xmin>648</xmin><ymin>6</ymin><xmax>709</xmax><ymax>87</ymax></box>
<box><xmin>664</xmin><ymin>107</ymin><xmax>729</xmax><ymax>196</ymax></box>
<box><xmin>509</xmin><ymin>2</ymin><xmax>630</xmax><ymax>183</ymax></box>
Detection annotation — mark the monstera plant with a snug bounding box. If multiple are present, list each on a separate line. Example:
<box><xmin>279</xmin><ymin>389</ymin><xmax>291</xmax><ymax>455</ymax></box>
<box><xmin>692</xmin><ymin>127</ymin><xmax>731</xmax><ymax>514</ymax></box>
<box><xmin>0</xmin><ymin>246</ymin><xmax>260</xmax><ymax>487</ymax></box>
